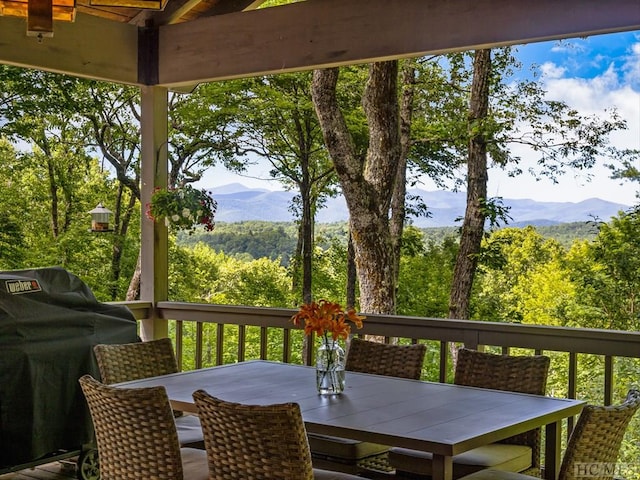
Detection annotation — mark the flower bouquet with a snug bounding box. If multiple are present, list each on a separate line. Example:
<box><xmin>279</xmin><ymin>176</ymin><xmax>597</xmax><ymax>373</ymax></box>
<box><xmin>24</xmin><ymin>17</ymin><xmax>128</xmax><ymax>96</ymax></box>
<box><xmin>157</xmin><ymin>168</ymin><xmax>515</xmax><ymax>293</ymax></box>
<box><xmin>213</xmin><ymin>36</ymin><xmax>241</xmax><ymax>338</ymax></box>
<box><xmin>291</xmin><ymin>299</ymin><xmax>365</xmax><ymax>394</ymax></box>
<box><xmin>146</xmin><ymin>185</ymin><xmax>217</xmax><ymax>234</ymax></box>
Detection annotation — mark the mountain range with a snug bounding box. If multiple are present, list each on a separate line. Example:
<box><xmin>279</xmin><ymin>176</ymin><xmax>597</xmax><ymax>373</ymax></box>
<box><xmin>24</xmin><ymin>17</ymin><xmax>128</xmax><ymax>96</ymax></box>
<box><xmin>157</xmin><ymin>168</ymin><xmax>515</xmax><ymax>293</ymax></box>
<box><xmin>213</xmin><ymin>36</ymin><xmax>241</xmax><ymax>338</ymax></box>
<box><xmin>207</xmin><ymin>183</ymin><xmax>631</xmax><ymax>228</ymax></box>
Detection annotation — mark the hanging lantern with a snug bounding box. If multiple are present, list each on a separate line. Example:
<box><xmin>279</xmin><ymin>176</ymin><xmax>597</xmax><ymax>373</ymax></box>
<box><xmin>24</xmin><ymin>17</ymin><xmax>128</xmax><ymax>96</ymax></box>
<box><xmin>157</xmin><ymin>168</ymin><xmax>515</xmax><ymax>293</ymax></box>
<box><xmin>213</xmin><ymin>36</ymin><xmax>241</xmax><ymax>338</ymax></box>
<box><xmin>89</xmin><ymin>203</ymin><xmax>113</xmax><ymax>232</ymax></box>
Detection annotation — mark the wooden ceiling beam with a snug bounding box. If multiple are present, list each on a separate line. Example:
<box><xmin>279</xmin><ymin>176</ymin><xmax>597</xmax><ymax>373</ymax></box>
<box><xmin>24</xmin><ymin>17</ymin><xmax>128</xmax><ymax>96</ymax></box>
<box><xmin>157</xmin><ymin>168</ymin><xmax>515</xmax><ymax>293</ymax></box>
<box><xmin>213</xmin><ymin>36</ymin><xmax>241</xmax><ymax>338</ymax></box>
<box><xmin>0</xmin><ymin>12</ymin><xmax>139</xmax><ymax>84</ymax></box>
<box><xmin>157</xmin><ymin>0</ymin><xmax>640</xmax><ymax>87</ymax></box>
<box><xmin>1</xmin><ymin>0</ymin><xmax>638</xmax><ymax>87</ymax></box>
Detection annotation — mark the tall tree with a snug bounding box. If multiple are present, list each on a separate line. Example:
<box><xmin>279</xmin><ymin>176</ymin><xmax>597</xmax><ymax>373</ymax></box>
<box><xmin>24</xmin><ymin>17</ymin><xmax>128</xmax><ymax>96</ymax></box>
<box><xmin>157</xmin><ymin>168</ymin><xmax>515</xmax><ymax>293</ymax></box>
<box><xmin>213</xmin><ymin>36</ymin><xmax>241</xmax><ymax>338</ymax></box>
<box><xmin>449</xmin><ymin>49</ymin><xmax>492</xmax><ymax>319</ymax></box>
<box><xmin>435</xmin><ymin>47</ymin><xmax>632</xmax><ymax>320</ymax></box>
<box><xmin>224</xmin><ymin>73</ymin><xmax>338</xmax><ymax>304</ymax></box>
<box><xmin>313</xmin><ymin>62</ymin><xmax>401</xmax><ymax>314</ymax></box>
<box><xmin>76</xmin><ymin>81</ymin><xmax>143</xmax><ymax>299</ymax></box>
<box><xmin>0</xmin><ymin>69</ymin><xmax>94</xmax><ymax>240</ymax></box>
<box><xmin>390</xmin><ymin>61</ymin><xmax>416</xmax><ymax>292</ymax></box>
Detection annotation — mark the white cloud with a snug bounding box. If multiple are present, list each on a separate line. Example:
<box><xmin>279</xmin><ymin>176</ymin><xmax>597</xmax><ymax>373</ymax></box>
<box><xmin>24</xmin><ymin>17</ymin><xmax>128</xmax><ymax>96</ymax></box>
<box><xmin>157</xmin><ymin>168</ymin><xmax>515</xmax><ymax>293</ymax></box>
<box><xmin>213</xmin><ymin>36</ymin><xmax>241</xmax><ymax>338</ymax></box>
<box><xmin>540</xmin><ymin>62</ymin><xmax>566</xmax><ymax>79</ymax></box>
<box><xmin>622</xmin><ymin>42</ymin><xmax>640</xmax><ymax>87</ymax></box>
<box><xmin>550</xmin><ymin>39</ymin><xmax>587</xmax><ymax>55</ymax></box>
<box><xmin>489</xmin><ymin>41</ymin><xmax>640</xmax><ymax>205</ymax></box>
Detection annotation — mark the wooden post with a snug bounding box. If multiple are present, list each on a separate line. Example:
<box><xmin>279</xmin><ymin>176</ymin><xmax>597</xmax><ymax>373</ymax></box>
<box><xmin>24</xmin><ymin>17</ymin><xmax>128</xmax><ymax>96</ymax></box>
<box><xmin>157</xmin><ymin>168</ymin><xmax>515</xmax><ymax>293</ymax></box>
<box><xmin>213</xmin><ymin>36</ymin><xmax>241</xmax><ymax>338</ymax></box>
<box><xmin>140</xmin><ymin>85</ymin><xmax>169</xmax><ymax>340</ymax></box>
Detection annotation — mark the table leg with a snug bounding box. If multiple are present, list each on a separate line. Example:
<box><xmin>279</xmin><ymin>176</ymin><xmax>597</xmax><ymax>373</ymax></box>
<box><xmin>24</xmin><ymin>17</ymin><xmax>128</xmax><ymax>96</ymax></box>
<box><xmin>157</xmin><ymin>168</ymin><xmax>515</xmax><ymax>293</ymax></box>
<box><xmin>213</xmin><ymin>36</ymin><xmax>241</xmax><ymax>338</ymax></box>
<box><xmin>544</xmin><ymin>420</ymin><xmax>561</xmax><ymax>480</ymax></box>
<box><xmin>431</xmin><ymin>454</ymin><xmax>453</xmax><ymax>480</ymax></box>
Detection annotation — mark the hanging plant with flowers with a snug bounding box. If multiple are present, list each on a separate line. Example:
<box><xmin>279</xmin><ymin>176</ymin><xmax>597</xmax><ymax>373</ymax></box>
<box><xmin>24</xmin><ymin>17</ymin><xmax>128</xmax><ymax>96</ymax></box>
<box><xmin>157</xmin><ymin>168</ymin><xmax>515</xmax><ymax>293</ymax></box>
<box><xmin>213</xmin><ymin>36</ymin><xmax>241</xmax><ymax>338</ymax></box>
<box><xmin>292</xmin><ymin>299</ymin><xmax>365</xmax><ymax>394</ymax></box>
<box><xmin>146</xmin><ymin>185</ymin><xmax>217</xmax><ymax>234</ymax></box>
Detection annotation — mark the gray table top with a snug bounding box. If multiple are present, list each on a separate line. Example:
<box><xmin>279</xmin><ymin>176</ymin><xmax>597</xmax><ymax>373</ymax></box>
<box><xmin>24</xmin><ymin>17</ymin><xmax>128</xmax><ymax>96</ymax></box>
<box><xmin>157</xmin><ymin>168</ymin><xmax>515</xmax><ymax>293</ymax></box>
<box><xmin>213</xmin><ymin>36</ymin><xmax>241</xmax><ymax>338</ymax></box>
<box><xmin>117</xmin><ymin>360</ymin><xmax>584</xmax><ymax>457</ymax></box>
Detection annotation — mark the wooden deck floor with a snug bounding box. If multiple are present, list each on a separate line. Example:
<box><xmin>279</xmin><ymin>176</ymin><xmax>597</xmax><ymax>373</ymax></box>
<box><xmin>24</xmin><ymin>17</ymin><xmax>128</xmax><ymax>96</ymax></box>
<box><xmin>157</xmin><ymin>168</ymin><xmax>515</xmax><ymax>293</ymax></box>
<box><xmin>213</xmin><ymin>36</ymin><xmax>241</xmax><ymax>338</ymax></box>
<box><xmin>0</xmin><ymin>460</ymin><xmax>78</xmax><ymax>480</ymax></box>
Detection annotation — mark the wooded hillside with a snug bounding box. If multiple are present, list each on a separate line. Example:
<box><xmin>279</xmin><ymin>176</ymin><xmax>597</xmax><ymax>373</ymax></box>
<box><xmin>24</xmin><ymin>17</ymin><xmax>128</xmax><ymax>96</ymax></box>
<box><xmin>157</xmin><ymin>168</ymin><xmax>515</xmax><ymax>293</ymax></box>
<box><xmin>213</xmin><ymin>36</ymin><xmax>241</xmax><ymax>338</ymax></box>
<box><xmin>178</xmin><ymin>220</ymin><xmax>599</xmax><ymax>265</ymax></box>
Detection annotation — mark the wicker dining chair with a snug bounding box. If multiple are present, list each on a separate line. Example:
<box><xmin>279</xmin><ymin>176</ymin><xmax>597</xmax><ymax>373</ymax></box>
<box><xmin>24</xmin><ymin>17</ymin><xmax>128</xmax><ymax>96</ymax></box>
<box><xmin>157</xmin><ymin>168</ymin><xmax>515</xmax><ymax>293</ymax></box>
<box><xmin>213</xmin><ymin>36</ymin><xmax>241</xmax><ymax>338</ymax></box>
<box><xmin>93</xmin><ymin>338</ymin><xmax>204</xmax><ymax>449</ymax></box>
<box><xmin>78</xmin><ymin>374</ymin><xmax>208</xmax><ymax>480</ymax></box>
<box><xmin>309</xmin><ymin>337</ymin><xmax>427</xmax><ymax>476</ymax></box>
<box><xmin>458</xmin><ymin>388</ymin><xmax>640</xmax><ymax>480</ymax></box>
<box><xmin>345</xmin><ymin>337</ymin><xmax>427</xmax><ymax>379</ymax></box>
<box><xmin>389</xmin><ymin>347</ymin><xmax>550</xmax><ymax>479</ymax></box>
<box><xmin>192</xmin><ymin>389</ymin><xmax>363</xmax><ymax>480</ymax></box>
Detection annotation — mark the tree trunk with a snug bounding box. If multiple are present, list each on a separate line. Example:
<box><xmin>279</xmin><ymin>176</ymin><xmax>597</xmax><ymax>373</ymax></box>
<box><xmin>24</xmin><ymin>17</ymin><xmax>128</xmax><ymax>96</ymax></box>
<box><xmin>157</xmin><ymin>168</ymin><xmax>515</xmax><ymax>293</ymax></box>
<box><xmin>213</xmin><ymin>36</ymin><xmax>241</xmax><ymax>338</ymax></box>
<box><xmin>301</xmin><ymin>175</ymin><xmax>313</xmax><ymax>304</ymax></box>
<box><xmin>43</xmin><ymin>146</ymin><xmax>59</xmax><ymax>239</ymax></box>
<box><xmin>448</xmin><ymin>49</ymin><xmax>492</xmax><ymax>320</ymax></box>
<box><xmin>390</xmin><ymin>61</ymin><xmax>416</xmax><ymax>288</ymax></box>
<box><xmin>110</xmin><ymin>188</ymin><xmax>136</xmax><ymax>300</ymax></box>
<box><xmin>291</xmin><ymin>222</ymin><xmax>303</xmax><ymax>299</ymax></box>
<box><xmin>346</xmin><ymin>232</ymin><xmax>356</xmax><ymax>309</ymax></box>
<box><xmin>312</xmin><ymin>62</ymin><xmax>401</xmax><ymax>314</ymax></box>
<box><xmin>126</xmin><ymin>251</ymin><xmax>141</xmax><ymax>301</ymax></box>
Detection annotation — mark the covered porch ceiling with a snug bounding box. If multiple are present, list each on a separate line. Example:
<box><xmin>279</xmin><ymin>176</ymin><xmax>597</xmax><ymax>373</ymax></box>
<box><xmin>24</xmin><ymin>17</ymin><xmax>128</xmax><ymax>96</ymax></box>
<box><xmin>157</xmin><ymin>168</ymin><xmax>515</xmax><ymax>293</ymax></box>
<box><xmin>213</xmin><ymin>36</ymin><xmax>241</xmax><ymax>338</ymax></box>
<box><xmin>1</xmin><ymin>0</ymin><xmax>639</xmax><ymax>89</ymax></box>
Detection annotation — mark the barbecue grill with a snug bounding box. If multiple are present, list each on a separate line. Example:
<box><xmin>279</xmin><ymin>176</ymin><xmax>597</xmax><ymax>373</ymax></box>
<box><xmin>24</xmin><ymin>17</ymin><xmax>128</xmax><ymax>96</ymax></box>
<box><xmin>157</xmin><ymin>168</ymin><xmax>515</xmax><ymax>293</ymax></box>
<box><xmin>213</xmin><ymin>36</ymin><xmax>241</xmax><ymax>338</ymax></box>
<box><xmin>0</xmin><ymin>267</ymin><xmax>139</xmax><ymax>479</ymax></box>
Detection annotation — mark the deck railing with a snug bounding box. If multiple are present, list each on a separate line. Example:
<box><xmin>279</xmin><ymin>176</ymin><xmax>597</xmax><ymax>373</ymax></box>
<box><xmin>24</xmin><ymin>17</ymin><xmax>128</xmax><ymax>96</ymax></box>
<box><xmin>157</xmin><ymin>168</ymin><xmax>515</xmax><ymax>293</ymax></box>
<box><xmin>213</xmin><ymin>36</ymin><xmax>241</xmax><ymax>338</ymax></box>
<box><xmin>121</xmin><ymin>300</ymin><xmax>640</xmax><ymax>405</ymax></box>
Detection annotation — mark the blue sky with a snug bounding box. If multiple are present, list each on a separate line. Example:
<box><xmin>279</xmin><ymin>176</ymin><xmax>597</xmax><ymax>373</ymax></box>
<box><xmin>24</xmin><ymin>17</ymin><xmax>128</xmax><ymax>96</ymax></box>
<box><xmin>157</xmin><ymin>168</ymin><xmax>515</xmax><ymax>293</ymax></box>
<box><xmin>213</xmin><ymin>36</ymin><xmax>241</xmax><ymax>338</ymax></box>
<box><xmin>482</xmin><ymin>31</ymin><xmax>640</xmax><ymax>205</ymax></box>
<box><xmin>517</xmin><ymin>32</ymin><xmax>639</xmax><ymax>84</ymax></box>
<box><xmin>197</xmin><ymin>30</ymin><xmax>640</xmax><ymax>206</ymax></box>
<box><xmin>488</xmin><ymin>31</ymin><xmax>640</xmax><ymax>205</ymax></box>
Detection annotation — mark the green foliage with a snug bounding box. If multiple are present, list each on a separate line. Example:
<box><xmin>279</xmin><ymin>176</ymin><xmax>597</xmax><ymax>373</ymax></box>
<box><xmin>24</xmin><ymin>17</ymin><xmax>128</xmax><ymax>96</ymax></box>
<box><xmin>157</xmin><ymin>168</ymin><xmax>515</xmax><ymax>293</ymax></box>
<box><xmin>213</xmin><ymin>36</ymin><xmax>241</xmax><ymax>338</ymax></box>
<box><xmin>397</xmin><ymin>234</ymin><xmax>458</xmax><ymax>318</ymax></box>
<box><xmin>0</xmin><ymin>129</ymin><xmax>139</xmax><ymax>299</ymax></box>
<box><xmin>168</xmin><ymin>242</ymin><xmax>221</xmax><ymax>302</ymax></box>
<box><xmin>181</xmin><ymin>222</ymin><xmax>297</xmax><ymax>266</ymax></box>
<box><xmin>0</xmin><ymin>141</ymin><xmax>26</xmax><ymax>269</ymax></box>
<box><xmin>169</xmin><ymin>240</ymin><xmax>293</xmax><ymax>307</ymax></box>
<box><xmin>168</xmin><ymin>240</ymin><xmax>297</xmax><ymax>370</ymax></box>
<box><xmin>530</xmin><ymin>221</ymin><xmax>600</xmax><ymax>247</ymax></box>
<box><xmin>173</xmin><ymin>220</ymin><xmax>607</xmax><ymax>324</ymax></box>
<box><xmin>310</xmin><ymin>239</ymin><xmax>351</xmax><ymax>304</ymax></box>
<box><xmin>473</xmin><ymin>226</ymin><xmax>571</xmax><ymax>323</ymax></box>
<box><xmin>211</xmin><ymin>256</ymin><xmax>293</xmax><ymax>307</ymax></box>
<box><xmin>0</xmin><ymin>211</ymin><xmax>24</xmax><ymax>269</ymax></box>
<box><xmin>566</xmin><ymin>208</ymin><xmax>640</xmax><ymax>331</ymax></box>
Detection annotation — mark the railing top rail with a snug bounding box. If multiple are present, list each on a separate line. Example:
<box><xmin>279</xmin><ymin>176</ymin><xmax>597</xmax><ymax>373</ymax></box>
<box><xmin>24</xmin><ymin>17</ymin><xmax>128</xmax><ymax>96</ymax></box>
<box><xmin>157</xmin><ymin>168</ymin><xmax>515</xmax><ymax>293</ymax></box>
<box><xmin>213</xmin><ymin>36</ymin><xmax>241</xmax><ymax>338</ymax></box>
<box><xmin>143</xmin><ymin>301</ymin><xmax>640</xmax><ymax>358</ymax></box>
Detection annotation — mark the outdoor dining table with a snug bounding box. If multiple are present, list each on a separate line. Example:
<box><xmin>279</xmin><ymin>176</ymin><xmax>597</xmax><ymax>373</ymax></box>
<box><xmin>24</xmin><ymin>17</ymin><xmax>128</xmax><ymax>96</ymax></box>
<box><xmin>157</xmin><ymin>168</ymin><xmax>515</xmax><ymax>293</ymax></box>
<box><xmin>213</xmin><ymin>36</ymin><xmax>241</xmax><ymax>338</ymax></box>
<box><xmin>115</xmin><ymin>360</ymin><xmax>584</xmax><ymax>480</ymax></box>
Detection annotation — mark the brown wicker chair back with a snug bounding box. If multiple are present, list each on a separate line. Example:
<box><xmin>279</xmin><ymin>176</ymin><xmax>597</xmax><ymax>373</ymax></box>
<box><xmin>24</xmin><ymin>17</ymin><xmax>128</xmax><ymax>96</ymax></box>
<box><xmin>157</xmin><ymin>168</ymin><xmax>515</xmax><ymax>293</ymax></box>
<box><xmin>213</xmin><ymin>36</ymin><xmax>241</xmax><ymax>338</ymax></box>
<box><xmin>93</xmin><ymin>337</ymin><xmax>179</xmax><ymax>384</ymax></box>
<box><xmin>559</xmin><ymin>388</ymin><xmax>640</xmax><ymax>480</ymax></box>
<box><xmin>79</xmin><ymin>374</ymin><xmax>186</xmax><ymax>480</ymax></box>
<box><xmin>93</xmin><ymin>338</ymin><xmax>205</xmax><ymax>449</ymax></box>
<box><xmin>454</xmin><ymin>348</ymin><xmax>551</xmax><ymax>470</ymax></box>
<box><xmin>345</xmin><ymin>337</ymin><xmax>427</xmax><ymax>380</ymax></box>
<box><xmin>193</xmin><ymin>389</ymin><xmax>315</xmax><ymax>480</ymax></box>
<box><xmin>457</xmin><ymin>389</ymin><xmax>640</xmax><ymax>480</ymax></box>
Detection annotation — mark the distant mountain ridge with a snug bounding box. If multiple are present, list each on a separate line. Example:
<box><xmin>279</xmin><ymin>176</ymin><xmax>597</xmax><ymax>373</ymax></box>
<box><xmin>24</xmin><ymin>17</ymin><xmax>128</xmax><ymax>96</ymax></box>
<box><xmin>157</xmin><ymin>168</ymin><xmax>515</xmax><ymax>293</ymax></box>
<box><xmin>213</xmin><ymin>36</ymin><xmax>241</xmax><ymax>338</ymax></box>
<box><xmin>207</xmin><ymin>183</ymin><xmax>630</xmax><ymax>227</ymax></box>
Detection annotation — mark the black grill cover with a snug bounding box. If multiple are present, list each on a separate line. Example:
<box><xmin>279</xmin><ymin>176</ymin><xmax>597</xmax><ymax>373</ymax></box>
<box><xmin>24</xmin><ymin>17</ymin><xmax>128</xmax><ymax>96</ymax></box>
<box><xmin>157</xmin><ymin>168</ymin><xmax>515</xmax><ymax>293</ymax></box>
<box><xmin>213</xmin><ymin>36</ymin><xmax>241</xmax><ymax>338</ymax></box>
<box><xmin>0</xmin><ymin>267</ymin><xmax>138</xmax><ymax>467</ymax></box>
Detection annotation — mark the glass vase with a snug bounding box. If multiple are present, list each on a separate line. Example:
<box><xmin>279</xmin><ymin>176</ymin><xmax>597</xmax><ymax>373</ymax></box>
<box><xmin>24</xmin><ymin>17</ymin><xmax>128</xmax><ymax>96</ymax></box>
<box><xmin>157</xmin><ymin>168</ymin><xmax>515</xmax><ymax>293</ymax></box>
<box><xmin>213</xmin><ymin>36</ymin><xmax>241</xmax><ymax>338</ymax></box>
<box><xmin>316</xmin><ymin>337</ymin><xmax>346</xmax><ymax>395</ymax></box>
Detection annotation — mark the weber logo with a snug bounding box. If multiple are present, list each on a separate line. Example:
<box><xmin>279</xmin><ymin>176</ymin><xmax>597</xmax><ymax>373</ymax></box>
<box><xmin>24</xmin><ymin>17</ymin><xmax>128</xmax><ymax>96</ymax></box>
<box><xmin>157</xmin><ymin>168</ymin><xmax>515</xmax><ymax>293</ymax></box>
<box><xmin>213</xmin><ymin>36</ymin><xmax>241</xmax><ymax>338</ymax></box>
<box><xmin>5</xmin><ymin>279</ymin><xmax>42</xmax><ymax>294</ymax></box>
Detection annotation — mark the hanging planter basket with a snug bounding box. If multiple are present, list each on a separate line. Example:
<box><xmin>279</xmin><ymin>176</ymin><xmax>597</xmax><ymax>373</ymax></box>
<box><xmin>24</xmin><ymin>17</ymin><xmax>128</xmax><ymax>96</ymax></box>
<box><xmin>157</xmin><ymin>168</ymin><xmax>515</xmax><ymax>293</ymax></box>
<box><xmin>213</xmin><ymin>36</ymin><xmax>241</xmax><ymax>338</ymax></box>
<box><xmin>146</xmin><ymin>185</ymin><xmax>217</xmax><ymax>234</ymax></box>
